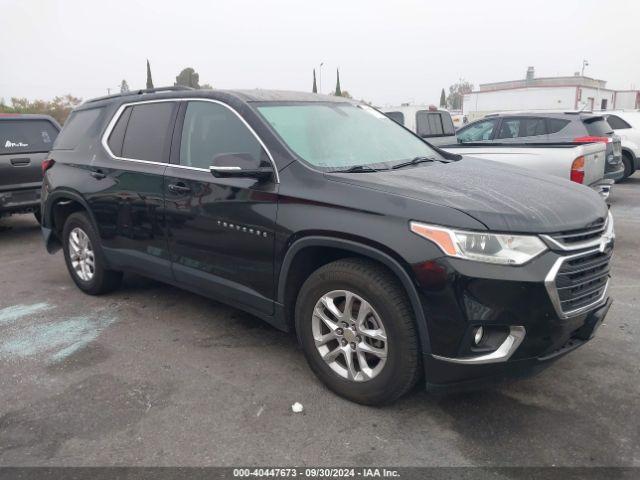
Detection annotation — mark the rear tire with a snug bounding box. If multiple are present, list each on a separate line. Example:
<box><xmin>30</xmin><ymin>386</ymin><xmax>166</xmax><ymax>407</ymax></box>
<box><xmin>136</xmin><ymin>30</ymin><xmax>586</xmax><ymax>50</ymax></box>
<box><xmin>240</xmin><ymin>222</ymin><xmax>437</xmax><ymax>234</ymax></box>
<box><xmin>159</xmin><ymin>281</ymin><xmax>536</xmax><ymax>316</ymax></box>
<box><xmin>295</xmin><ymin>258</ymin><xmax>421</xmax><ymax>405</ymax></box>
<box><xmin>622</xmin><ymin>152</ymin><xmax>634</xmax><ymax>180</ymax></box>
<box><xmin>62</xmin><ymin>212</ymin><xmax>122</xmax><ymax>295</ymax></box>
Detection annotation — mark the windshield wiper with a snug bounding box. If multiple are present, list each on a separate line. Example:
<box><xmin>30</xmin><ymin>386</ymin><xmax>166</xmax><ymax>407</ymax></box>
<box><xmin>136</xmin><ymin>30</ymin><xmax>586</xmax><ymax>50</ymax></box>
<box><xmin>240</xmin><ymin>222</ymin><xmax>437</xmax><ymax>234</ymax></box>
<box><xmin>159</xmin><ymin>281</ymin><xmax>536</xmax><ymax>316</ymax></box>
<box><xmin>330</xmin><ymin>164</ymin><xmax>384</xmax><ymax>173</ymax></box>
<box><xmin>391</xmin><ymin>156</ymin><xmax>440</xmax><ymax>170</ymax></box>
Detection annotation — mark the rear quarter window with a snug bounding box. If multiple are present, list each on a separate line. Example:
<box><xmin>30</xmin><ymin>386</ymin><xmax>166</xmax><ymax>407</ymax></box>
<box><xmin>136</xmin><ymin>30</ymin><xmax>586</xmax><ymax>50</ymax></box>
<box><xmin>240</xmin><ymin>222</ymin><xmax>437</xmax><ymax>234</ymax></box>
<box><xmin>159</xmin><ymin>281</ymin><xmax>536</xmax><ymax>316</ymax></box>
<box><xmin>583</xmin><ymin>117</ymin><xmax>613</xmax><ymax>136</ymax></box>
<box><xmin>54</xmin><ymin>108</ymin><xmax>106</xmax><ymax>150</ymax></box>
<box><xmin>0</xmin><ymin>119</ymin><xmax>59</xmax><ymax>154</ymax></box>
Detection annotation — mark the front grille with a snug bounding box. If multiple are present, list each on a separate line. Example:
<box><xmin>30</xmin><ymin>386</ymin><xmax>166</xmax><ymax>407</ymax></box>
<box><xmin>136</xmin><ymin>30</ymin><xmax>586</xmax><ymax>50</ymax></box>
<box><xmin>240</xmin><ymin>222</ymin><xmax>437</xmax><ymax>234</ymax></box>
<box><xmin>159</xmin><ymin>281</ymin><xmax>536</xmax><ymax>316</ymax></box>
<box><xmin>554</xmin><ymin>248</ymin><xmax>612</xmax><ymax>314</ymax></box>
<box><xmin>549</xmin><ymin>219</ymin><xmax>606</xmax><ymax>247</ymax></box>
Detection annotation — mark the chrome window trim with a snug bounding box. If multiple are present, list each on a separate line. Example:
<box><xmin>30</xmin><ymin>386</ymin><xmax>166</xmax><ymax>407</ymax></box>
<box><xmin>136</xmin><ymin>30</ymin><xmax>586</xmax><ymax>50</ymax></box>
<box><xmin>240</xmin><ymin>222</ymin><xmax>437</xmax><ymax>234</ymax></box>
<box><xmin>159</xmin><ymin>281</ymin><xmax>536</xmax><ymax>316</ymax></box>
<box><xmin>540</xmin><ymin>212</ymin><xmax>614</xmax><ymax>252</ymax></box>
<box><xmin>100</xmin><ymin>97</ymin><xmax>280</xmax><ymax>183</ymax></box>
<box><xmin>432</xmin><ymin>326</ymin><xmax>526</xmax><ymax>365</ymax></box>
<box><xmin>544</xmin><ymin>247</ymin><xmax>611</xmax><ymax>319</ymax></box>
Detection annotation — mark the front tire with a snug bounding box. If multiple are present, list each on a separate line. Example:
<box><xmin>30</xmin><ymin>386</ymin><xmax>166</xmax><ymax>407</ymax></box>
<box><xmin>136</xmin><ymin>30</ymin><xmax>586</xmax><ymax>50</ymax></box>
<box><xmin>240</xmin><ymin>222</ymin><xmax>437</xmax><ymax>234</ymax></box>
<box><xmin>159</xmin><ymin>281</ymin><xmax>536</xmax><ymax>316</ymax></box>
<box><xmin>295</xmin><ymin>258</ymin><xmax>421</xmax><ymax>405</ymax></box>
<box><xmin>62</xmin><ymin>212</ymin><xmax>122</xmax><ymax>295</ymax></box>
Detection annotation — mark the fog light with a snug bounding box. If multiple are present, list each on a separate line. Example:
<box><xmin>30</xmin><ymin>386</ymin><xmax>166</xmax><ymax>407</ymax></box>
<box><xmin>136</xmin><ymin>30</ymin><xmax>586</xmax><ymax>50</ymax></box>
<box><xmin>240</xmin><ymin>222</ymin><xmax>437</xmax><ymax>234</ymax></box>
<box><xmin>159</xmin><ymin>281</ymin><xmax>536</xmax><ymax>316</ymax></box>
<box><xmin>473</xmin><ymin>326</ymin><xmax>484</xmax><ymax>345</ymax></box>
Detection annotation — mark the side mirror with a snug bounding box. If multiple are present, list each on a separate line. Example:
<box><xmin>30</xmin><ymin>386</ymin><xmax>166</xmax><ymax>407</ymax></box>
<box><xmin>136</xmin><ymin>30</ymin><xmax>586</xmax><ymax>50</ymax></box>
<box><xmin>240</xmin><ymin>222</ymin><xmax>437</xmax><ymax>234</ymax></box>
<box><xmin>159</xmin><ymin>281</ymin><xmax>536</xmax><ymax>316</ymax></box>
<box><xmin>209</xmin><ymin>153</ymin><xmax>273</xmax><ymax>180</ymax></box>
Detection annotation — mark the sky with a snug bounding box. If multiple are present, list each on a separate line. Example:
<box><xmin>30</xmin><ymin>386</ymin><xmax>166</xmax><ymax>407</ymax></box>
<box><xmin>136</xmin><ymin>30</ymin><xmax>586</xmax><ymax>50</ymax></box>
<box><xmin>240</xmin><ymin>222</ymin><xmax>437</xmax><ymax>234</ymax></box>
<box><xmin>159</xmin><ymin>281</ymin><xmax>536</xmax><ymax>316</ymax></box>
<box><xmin>1</xmin><ymin>0</ymin><xmax>639</xmax><ymax>107</ymax></box>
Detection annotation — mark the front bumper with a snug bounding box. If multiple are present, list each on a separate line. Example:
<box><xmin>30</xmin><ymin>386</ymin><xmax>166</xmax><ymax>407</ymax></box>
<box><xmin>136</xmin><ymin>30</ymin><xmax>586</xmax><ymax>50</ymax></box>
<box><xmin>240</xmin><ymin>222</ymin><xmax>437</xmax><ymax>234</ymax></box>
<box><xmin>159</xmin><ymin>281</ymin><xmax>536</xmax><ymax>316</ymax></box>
<box><xmin>424</xmin><ymin>299</ymin><xmax>611</xmax><ymax>390</ymax></box>
<box><xmin>604</xmin><ymin>162</ymin><xmax>625</xmax><ymax>182</ymax></box>
<box><xmin>0</xmin><ymin>187</ymin><xmax>40</xmax><ymax>215</ymax></box>
<box><xmin>413</xmin><ymin>241</ymin><xmax>613</xmax><ymax>390</ymax></box>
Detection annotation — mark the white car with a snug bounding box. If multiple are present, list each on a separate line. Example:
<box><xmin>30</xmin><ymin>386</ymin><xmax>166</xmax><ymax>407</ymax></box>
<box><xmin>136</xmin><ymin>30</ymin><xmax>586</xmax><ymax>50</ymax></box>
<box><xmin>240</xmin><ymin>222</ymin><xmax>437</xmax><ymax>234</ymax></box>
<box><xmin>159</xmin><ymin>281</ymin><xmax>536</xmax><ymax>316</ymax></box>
<box><xmin>383</xmin><ymin>105</ymin><xmax>457</xmax><ymax>146</ymax></box>
<box><xmin>602</xmin><ymin>110</ymin><xmax>640</xmax><ymax>179</ymax></box>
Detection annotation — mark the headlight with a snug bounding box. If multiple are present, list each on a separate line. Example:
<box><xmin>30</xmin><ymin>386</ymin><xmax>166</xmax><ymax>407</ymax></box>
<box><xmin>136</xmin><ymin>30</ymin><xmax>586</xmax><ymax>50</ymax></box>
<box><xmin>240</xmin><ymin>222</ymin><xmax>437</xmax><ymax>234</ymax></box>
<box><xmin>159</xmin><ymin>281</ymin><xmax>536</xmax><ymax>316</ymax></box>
<box><xmin>410</xmin><ymin>222</ymin><xmax>547</xmax><ymax>265</ymax></box>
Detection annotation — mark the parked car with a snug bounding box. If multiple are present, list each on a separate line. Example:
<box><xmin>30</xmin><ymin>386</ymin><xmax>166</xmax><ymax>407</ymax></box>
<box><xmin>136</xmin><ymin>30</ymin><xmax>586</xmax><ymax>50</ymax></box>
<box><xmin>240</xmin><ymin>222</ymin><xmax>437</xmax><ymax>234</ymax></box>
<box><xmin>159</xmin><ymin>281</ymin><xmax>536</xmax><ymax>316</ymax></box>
<box><xmin>383</xmin><ymin>105</ymin><xmax>457</xmax><ymax>146</ymax></box>
<box><xmin>455</xmin><ymin>112</ymin><xmax>625</xmax><ymax>182</ymax></box>
<box><xmin>41</xmin><ymin>88</ymin><xmax>614</xmax><ymax>405</ymax></box>
<box><xmin>602</xmin><ymin>110</ymin><xmax>640</xmax><ymax>179</ymax></box>
<box><xmin>442</xmin><ymin>142</ymin><xmax>612</xmax><ymax>198</ymax></box>
<box><xmin>0</xmin><ymin>114</ymin><xmax>60</xmax><ymax>222</ymax></box>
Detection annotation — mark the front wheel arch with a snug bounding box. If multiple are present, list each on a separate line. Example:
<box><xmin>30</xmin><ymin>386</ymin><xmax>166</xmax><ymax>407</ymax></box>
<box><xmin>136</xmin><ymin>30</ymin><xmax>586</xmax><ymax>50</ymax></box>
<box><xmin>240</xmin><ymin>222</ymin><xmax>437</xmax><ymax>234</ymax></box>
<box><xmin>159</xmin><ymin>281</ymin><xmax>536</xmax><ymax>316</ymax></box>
<box><xmin>277</xmin><ymin>236</ymin><xmax>432</xmax><ymax>355</ymax></box>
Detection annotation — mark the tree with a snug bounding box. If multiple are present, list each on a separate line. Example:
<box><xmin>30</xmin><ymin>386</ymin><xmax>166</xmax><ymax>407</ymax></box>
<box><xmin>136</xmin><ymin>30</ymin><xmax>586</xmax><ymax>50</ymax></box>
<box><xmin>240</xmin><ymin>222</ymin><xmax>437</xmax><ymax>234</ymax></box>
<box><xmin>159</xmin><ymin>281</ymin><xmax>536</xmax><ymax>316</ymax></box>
<box><xmin>312</xmin><ymin>69</ymin><xmax>317</xmax><ymax>93</ymax></box>
<box><xmin>120</xmin><ymin>80</ymin><xmax>130</xmax><ymax>93</ymax></box>
<box><xmin>146</xmin><ymin>59</ymin><xmax>154</xmax><ymax>89</ymax></box>
<box><xmin>0</xmin><ymin>95</ymin><xmax>82</xmax><ymax>125</ymax></box>
<box><xmin>334</xmin><ymin>68</ymin><xmax>342</xmax><ymax>97</ymax></box>
<box><xmin>175</xmin><ymin>67</ymin><xmax>200</xmax><ymax>89</ymax></box>
<box><xmin>439</xmin><ymin>88</ymin><xmax>446</xmax><ymax>108</ymax></box>
<box><xmin>201</xmin><ymin>83</ymin><xmax>213</xmax><ymax>90</ymax></box>
<box><xmin>446</xmin><ymin>78</ymin><xmax>473</xmax><ymax>110</ymax></box>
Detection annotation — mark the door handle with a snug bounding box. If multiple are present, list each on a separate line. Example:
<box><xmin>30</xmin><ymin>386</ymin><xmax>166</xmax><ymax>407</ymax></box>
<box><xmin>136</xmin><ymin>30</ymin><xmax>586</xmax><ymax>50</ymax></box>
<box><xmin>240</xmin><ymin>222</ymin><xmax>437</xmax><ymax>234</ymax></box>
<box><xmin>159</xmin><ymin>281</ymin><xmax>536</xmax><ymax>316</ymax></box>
<box><xmin>90</xmin><ymin>169</ymin><xmax>106</xmax><ymax>180</ymax></box>
<box><xmin>168</xmin><ymin>182</ymin><xmax>191</xmax><ymax>194</ymax></box>
<box><xmin>10</xmin><ymin>158</ymin><xmax>30</xmax><ymax>166</ymax></box>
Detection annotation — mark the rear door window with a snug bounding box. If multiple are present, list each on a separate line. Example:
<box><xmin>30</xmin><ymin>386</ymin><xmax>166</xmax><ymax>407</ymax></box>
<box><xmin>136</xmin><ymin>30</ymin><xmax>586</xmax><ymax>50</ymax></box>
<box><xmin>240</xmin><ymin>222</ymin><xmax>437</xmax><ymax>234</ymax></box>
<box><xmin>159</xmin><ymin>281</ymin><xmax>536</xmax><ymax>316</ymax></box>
<box><xmin>546</xmin><ymin>118</ymin><xmax>570</xmax><ymax>134</ymax></box>
<box><xmin>385</xmin><ymin>111</ymin><xmax>404</xmax><ymax>125</ymax></box>
<box><xmin>54</xmin><ymin>108</ymin><xmax>105</xmax><ymax>150</ymax></box>
<box><xmin>107</xmin><ymin>106</ymin><xmax>132</xmax><ymax>156</ymax></box>
<box><xmin>496</xmin><ymin>117</ymin><xmax>547</xmax><ymax>139</ymax></box>
<box><xmin>457</xmin><ymin>119</ymin><xmax>498</xmax><ymax>142</ymax></box>
<box><xmin>606</xmin><ymin>115</ymin><xmax>631</xmax><ymax>130</ymax></box>
<box><xmin>0</xmin><ymin>120</ymin><xmax>59</xmax><ymax>154</ymax></box>
<box><xmin>121</xmin><ymin>102</ymin><xmax>178</xmax><ymax>162</ymax></box>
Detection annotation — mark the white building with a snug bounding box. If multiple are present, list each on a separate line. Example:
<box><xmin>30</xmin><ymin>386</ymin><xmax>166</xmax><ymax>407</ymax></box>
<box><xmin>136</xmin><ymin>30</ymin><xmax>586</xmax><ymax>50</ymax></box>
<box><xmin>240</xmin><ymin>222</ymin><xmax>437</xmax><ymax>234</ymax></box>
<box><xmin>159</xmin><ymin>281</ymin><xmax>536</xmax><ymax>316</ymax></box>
<box><xmin>463</xmin><ymin>68</ymin><xmax>639</xmax><ymax>121</ymax></box>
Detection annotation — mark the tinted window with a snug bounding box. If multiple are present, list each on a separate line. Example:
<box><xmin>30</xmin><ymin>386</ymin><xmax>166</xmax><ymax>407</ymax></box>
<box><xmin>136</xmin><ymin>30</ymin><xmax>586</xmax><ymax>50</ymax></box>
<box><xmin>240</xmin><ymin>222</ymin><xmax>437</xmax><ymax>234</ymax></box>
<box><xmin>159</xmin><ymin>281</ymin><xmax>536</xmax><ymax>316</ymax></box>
<box><xmin>0</xmin><ymin>119</ymin><xmax>59</xmax><ymax>154</ymax></box>
<box><xmin>107</xmin><ymin>106</ymin><xmax>132</xmax><ymax>156</ymax></box>
<box><xmin>180</xmin><ymin>101</ymin><xmax>265</xmax><ymax>169</ymax></box>
<box><xmin>385</xmin><ymin>111</ymin><xmax>404</xmax><ymax>125</ymax></box>
<box><xmin>496</xmin><ymin>117</ymin><xmax>546</xmax><ymax>139</ymax></box>
<box><xmin>457</xmin><ymin>119</ymin><xmax>498</xmax><ymax>143</ymax></box>
<box><xmin>583</xmin><ymin>117</ymin><xmax>613</xmax><ymax>136</ymax></box>
<box><xmin>121</xmin><ymin>102</ymin><xmax>177</xmax><ymax>162</ymax></box>
<box><xmin>547</xmin><ymin>118</ymin><xmax>570</xmax><ymax>134</ymax></box>
<box><xmin>54</xmin><ymin>108</ymin><xmax>104</xmax><ymax>150</ymax></box>
<box><xmin>416</xmin><ymin>111</ymin><xmax>454</xmax><ymax>137</ymax></box>
<box><xmin>606</xmin><ymin>115</ymin><xmax>631</xmax><ymax>130</ymax></box>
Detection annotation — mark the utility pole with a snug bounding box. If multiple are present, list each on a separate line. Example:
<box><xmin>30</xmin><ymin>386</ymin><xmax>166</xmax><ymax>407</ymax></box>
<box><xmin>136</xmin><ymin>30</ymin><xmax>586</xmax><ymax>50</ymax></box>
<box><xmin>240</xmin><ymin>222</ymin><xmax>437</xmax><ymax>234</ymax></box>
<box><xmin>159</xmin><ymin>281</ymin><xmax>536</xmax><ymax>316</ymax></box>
<box><xmin>581</xmin><ymin>59</ymin><xmax>589</xmax><ymax>77</ymax></box>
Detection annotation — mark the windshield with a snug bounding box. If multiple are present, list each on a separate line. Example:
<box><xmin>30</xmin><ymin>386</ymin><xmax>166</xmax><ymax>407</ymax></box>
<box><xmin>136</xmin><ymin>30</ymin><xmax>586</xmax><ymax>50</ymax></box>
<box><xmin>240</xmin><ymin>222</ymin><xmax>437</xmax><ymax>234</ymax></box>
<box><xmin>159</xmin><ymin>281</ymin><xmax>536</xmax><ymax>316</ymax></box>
<box><xmin>256</xmin><ymin>102</ymin><xmax>443</xmax><ymax>170</ymax></box>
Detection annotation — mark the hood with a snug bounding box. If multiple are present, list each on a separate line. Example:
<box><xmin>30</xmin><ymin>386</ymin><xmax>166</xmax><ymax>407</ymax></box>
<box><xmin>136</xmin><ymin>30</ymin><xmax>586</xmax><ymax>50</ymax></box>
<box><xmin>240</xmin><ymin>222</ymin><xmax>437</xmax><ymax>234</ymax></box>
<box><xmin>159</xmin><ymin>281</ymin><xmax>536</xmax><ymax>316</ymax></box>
<box><xmin>327</xmin><ymin>158</ymin><xmax>608</xmax><ymax>234</ymax></box>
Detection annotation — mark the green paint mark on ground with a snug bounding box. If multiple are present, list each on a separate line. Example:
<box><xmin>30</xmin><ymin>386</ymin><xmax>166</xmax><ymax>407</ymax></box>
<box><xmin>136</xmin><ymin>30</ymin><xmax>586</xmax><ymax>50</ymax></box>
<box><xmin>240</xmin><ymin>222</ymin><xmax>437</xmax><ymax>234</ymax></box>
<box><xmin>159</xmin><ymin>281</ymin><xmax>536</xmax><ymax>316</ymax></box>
<box><xmin>0</xmin><ymin>302</ymin><xmax>51</xmax><ymax>326</ymax></box>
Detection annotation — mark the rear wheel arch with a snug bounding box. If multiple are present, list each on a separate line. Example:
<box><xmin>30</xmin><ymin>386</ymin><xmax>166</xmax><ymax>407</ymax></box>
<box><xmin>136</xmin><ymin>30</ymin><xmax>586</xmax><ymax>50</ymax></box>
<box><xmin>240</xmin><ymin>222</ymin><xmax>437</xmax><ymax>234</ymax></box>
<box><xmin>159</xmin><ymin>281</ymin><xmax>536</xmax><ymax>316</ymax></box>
<box><xmin>46</xmin><ymin>191</ymin><xmax>100</xmax><ymax>251</ymax></box>
<box><xmin>277</xmin><ymin>236</ymin><xmax>431</xmax><ymax>355</ymax></box>
<box><xmin>621</xmin><ymin>149</ymin><xmax>636</xmax><ymax>177</ymax></box>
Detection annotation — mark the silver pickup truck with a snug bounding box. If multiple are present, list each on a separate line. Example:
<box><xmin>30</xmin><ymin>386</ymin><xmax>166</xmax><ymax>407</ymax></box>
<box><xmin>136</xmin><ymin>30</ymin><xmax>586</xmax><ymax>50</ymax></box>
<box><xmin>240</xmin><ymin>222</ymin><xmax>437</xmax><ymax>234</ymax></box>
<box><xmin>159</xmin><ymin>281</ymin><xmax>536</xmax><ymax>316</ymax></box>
<box><xmin>441</xmin><ymin>142</ymin><xmax>611</xmax><ymax>198</ymax></box>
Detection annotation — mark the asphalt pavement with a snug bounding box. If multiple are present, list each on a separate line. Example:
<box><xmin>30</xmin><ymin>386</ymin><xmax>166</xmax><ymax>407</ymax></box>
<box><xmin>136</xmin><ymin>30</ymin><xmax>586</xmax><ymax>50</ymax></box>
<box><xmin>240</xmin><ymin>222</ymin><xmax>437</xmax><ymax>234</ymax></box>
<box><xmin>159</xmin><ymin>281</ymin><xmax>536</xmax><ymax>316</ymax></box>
<box><xmin>0</xmin><ymin>175</ymin><xmax>638</xmax><ymax>467</ymax></box>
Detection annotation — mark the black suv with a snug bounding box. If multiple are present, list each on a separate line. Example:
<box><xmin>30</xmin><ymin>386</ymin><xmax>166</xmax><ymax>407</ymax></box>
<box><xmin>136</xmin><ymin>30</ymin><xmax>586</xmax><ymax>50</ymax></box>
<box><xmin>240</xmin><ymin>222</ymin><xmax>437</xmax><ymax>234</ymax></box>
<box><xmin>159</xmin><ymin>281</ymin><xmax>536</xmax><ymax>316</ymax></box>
<box><xmin>1</xmin><ymin>114</ymin><xmax>60</xmax><ymax>221</ymax></box>
<box><xmin>41</xmin><ymin>88</ymin><xmax>614</xmax><ymax>404</ymax></box>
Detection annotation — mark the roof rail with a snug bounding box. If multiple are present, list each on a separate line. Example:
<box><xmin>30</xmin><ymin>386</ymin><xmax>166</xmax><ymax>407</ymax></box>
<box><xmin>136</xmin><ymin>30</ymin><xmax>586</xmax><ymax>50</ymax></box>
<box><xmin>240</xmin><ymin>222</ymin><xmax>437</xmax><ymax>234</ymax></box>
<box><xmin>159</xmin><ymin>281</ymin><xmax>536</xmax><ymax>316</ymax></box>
<box><xmin>85</xmin><ymin>86</ymin><xmax>195</xmax><ymax>104</ymax></box>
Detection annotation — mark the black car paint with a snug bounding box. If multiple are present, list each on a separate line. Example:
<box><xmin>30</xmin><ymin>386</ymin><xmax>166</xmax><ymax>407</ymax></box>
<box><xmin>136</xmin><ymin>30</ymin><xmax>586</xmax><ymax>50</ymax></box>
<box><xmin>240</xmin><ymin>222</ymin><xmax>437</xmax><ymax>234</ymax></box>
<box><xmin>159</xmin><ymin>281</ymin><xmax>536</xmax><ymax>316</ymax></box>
<box><xmin>41</xmin><ymin>89</ymin><xmax>611</xmax><ymax>389</ymax></box>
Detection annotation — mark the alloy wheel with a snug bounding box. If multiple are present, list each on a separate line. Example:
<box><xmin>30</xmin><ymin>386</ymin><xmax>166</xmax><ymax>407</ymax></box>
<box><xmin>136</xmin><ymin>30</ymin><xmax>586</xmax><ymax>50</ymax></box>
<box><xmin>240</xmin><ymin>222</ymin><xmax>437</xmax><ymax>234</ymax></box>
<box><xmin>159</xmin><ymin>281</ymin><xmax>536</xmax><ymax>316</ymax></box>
<box><xmin>311</xmin><ymin>290</ymin><xmax>388</xmax><ymax>382</ymax></box>
<box><xmin>68</xmin><ymin>227</ymin><xmax>95</xmax><ymax>281</ymax></box>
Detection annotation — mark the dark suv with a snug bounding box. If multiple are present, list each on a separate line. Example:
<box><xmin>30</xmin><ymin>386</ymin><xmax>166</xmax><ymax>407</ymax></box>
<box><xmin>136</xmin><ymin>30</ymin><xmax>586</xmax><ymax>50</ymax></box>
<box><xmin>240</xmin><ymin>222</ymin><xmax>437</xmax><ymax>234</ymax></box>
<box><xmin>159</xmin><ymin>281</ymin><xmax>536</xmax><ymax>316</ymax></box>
<box><xmin>1</xmin><ymin>114</ymin><xmax>60</xmax><ymax>221</ymax></box>
<box><xmin>457</xmin><ymin>112</ymin><xmax>625</xmax><ymax>182</ymax></box>
<box><xmin>41</xmin><ymin>88</ymin><xmax>614</xmax><ymax>404</ymax></box>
